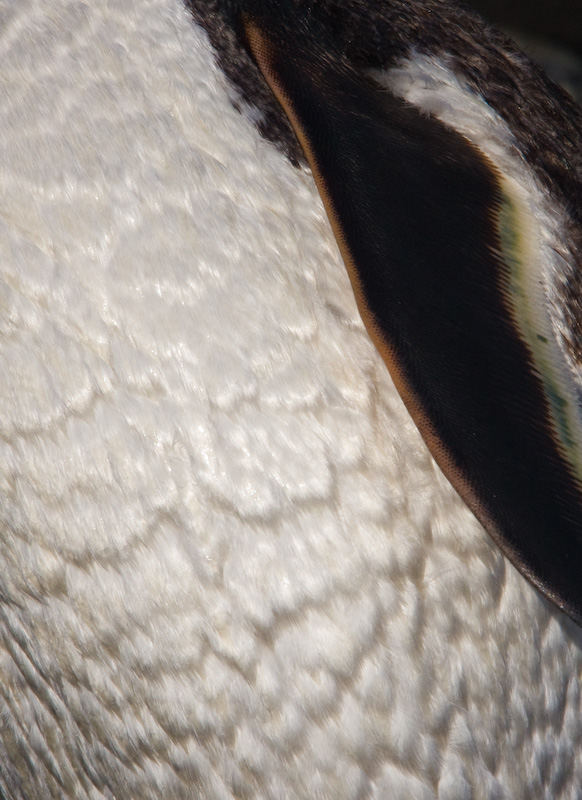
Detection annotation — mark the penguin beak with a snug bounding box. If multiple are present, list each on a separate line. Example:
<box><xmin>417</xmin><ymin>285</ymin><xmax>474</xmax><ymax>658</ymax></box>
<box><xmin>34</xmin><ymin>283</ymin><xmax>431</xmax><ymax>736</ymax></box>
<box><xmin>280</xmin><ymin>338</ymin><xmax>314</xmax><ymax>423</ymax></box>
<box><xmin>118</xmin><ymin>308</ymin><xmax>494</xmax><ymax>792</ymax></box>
<box><xmin>242</xmin><ymin>12</ymin><xmax>582</xmax><ymax>626</ymax></box>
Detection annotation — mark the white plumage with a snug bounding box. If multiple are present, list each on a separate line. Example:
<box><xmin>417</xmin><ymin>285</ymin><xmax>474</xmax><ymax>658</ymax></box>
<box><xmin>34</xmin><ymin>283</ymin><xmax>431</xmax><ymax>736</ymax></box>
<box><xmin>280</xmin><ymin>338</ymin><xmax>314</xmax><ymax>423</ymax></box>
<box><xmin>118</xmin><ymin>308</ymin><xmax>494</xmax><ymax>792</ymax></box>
<box><xmin>0</xmin><ymin>0</ymin><xmax>581</xmax><ymax>798</ymax></box>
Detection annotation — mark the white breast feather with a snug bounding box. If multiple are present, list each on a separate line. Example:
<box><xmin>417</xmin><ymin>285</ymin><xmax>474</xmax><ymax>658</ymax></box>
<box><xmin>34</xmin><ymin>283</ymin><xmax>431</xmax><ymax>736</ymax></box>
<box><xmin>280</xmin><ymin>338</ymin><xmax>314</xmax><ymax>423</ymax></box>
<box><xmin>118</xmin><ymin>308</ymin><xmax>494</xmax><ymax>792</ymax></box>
<box><xmin>0</xmin><ymin>2</ymin><xmax>581</xmax><ymax>799</ymax></box>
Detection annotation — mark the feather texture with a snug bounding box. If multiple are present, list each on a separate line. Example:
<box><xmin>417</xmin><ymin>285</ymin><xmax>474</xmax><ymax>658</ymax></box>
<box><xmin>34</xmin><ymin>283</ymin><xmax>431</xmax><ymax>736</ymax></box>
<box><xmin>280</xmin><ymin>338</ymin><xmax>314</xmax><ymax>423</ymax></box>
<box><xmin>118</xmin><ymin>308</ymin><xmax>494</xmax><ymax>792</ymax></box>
<box><xmin>243</xmin><ymin>9</ymin><xmax>582</xmax><ymax>622</ymax></box>
<box><xmin>0</xmin><ymin>0</ymin><xmax>580</xmax><ymax>798</ymax></box>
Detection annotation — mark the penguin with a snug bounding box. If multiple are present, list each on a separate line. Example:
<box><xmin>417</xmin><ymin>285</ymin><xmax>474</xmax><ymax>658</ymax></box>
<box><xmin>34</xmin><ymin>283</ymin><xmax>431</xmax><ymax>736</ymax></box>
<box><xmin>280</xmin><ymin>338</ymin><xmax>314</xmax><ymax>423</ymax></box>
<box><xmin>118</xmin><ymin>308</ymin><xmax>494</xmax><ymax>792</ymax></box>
<box><xmin>189</xmin><ymin>0</ymin><xmax>582</xmax><ymax>626</ymax></box>
<box><xmin>0</xmin><ymin>0</ymin><xmax>581</xmax><ymax>798</ymax></box>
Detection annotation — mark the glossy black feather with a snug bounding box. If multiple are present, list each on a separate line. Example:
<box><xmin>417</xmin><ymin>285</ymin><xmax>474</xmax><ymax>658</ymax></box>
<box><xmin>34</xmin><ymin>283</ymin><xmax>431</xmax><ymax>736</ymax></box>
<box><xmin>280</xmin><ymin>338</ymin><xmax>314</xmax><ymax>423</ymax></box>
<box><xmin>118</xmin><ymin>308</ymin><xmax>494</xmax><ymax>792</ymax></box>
<box><xmin>240</xmin><ymin>15</ymin><xmax>582</xmax><ymax>624</ymax></box>
<box><xmin>188</xmin><ymin>0</ymin><xmax>582</xmax><ymax>359</ymax></box>
<box><xmin>186</xmin><ymin>0</ymin><xmax>582</xmax><ymax>624</ymax></box>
